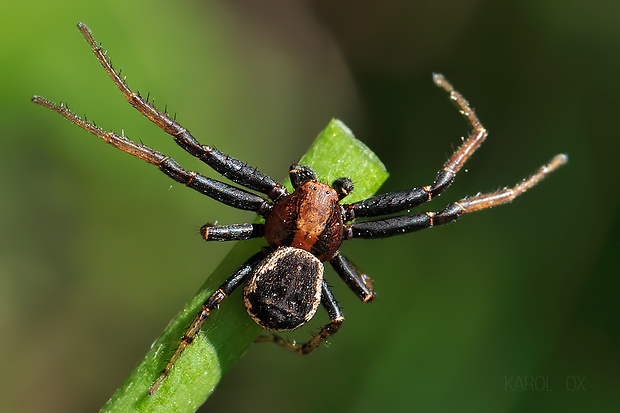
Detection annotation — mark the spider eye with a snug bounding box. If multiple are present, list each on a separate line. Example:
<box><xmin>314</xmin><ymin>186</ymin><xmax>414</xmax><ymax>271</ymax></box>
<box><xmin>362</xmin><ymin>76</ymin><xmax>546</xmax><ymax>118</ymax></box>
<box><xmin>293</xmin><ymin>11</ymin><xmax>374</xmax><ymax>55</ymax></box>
<box><xmin>289</xmin><ymin>164</ymin><xmax>318</xmax><ymax>188</ymax></box>
<box><xmin>332</xmin><ymin>177</ymin><xmax>354</xmax><ymax>200</ymax></box>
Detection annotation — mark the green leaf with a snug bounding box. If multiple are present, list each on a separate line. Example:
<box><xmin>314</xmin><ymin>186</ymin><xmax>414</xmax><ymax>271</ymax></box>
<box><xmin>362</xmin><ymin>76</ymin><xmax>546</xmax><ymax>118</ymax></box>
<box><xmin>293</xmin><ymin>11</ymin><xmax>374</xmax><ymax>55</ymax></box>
<box><xmin>100</xmin><ymin>118</ymin><xmax>389</xmax><ymax>412</ymax></box>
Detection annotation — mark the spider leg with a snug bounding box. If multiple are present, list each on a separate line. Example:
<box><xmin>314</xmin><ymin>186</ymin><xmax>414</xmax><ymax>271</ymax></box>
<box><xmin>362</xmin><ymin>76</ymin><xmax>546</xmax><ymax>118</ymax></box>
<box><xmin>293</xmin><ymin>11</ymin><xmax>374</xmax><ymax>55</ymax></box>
<box><xmin>329</xmin><ymin>252</ymin><xmax>375</xmax><ymax>303</ymax></box>
<box><xmin>200</xmin><ymin>223</ymin><xmax>265</xmax><ymax>242</ymax></box>
<box><xmin>32</xmin><ymin>96</ymin><xmax>271</xmax><ymax>214</ymax></box>
<box><xmin>149</xmin><ymin>250</ymin><xmax>267</xmax><ymax>395</ymax></box>
<box><xmin>345</xmin><ymin>74</ymin><xmax>488</xmax><ymax>219</ymax></box>
<box><xmin>75</xmin><ymin>22</ymin><xmax>288</xmax><ymax>201</ymax></box>
<box><xmin>255</xmin><ymin>280</ymin><xmax>344</xmax><ymax>355</ymax></box>
<box><xmin>347</xmin><ymin>154</ymin><xmax>568</xmax><ymax>239</ymax></box>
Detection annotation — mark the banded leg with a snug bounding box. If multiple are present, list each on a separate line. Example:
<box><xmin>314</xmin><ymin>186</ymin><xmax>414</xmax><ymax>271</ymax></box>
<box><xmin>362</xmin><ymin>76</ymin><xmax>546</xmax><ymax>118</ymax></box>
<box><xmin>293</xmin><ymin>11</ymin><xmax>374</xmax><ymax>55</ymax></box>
<box><xmin>32</xmin><ymin>96</ymin><xmax>271</xmax><ymax>214</ymax></box>
<box><xmin>330</xmin><ymin>252</ymin><xmax>375</xmax><ymax>303</ymax></box>
<box><xmin>255</xmin><ymin>280</ymin><xmax>344</xmax><ymax>355</ymax></box>
<box><xmin>344</xmin><ymin>73</ymin><xmax>487</xmax><ymax>219</ymax></box>
<box><xmin>149</xmin><ymin>250</ymin><xmax>267</xmax><ymax>395</ymax></box>
<box><xmin>75</xmin><ymin>22</ymin><xmax>288</xmax><ymax>201</ymax></box>
<box><xmin>347</xmin><ymin>154</ymin><xmax>568</xmax><ymax>239</ymax></box>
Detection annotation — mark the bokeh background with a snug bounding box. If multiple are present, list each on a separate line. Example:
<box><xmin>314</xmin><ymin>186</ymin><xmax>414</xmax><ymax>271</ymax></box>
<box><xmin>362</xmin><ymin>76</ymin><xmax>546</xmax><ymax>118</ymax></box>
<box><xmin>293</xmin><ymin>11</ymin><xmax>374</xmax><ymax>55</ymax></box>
<box><xmin>1</xmin><ymin>1</ymin><xmax>618</xmax><ymax>412</ymax></box>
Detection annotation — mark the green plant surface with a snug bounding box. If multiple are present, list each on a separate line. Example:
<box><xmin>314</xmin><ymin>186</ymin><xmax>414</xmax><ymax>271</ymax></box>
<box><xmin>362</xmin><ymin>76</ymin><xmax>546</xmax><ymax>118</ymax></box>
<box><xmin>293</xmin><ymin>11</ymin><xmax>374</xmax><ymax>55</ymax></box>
<box><xmin>100</xmin><ymin>118</ymin><xmax>389</xmax><ymax>412</ymax></box>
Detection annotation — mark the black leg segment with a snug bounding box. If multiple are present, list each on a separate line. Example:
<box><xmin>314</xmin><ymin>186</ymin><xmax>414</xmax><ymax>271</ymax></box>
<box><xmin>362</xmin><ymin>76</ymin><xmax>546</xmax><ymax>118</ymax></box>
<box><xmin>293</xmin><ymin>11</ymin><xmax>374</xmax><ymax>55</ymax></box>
<box><xmin>329</xmin><ymin>252</ymin><xmax>375</xmax><ymax>303</ymax></box>
<box><xmin>200</xmin><ymin>223</ymin><xmax>265</xmax><ymax>242</ymax></box>
<box><xmin>148</xmin><ymin>250</ymin><xmax>267</xmax><ymax>395</ymax></box>
<box><xmin>349</xmin><ymin>212</ymin><xmax>436</xmax><ymax>239</ymax></box>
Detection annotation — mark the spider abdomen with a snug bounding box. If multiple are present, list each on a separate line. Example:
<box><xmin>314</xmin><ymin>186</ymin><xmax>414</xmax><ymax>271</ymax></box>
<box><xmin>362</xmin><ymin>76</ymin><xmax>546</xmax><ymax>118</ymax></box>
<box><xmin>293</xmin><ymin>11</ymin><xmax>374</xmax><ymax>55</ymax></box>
<box><xmin>264</xmin><ymin>180</ymin><xmax>344</xmax><ymax>261</ymax></box>
<box><xmin>243</xmin><ymin>247</ymin><xmax>324</xmax><ymax>331</ymax></box>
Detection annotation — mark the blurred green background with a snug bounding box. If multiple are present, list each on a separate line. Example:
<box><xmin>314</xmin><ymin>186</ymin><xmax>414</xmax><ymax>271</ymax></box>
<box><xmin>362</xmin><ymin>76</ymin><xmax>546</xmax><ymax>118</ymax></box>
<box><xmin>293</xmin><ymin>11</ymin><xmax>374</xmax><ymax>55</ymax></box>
<box><xmin>1</xmin><ymin>1</ymin><xmax>618</xmax><ymax>412</ymax></box>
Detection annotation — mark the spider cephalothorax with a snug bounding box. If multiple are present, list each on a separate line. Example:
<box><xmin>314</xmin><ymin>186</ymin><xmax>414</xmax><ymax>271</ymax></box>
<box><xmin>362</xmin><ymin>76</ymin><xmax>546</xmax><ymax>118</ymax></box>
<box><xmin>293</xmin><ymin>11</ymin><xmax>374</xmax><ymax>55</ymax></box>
<box><xmin>32</xmin><ymin>22</ymin><xmax>567</xmax><ymax>396</ymax></box>
<box><xmin>264</xmin><ymin>165</ymin><xmax>348</xmax><ymax>261</ymax></box>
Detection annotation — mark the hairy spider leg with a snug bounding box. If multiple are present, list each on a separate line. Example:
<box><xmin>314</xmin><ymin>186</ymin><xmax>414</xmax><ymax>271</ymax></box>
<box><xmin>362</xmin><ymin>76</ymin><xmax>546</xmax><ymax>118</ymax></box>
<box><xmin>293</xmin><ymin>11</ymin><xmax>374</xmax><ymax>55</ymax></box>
<box><xmin>346</xmin><ymin>154</ymin><xmax>568</xmax><ymax>239</ymax></box>
<box><xmin>345</xmin><ymin>73</ymin><xmax>488</xmax><ymax>220</ymax></box>
<box><xmin>75</xmin><ymin>22</ymin><xmax>288</xmax><ymax>201</ymax></box>
<box><xmin>254</xmin><ymin>280</ymin><xmax>344</xmax><ymax>355</ymax></box>
<box><xmin>31</xmin><ymin>96</ymin><xmax>271</xmax><ymax>214</ymax></box>
<box><xmin>149</xmin><ymin>250</ymin><xmax>267</xmax><ymax>395</ymax></box>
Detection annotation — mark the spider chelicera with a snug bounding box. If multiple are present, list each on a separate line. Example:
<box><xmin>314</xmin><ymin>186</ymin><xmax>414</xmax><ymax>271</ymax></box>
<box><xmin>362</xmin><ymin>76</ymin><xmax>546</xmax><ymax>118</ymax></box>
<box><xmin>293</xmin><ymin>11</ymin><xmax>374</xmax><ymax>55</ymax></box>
<box><xmin>33</xmin><ymin>23</ymin><xmax>567</xmax><ymax>395</ymax></box>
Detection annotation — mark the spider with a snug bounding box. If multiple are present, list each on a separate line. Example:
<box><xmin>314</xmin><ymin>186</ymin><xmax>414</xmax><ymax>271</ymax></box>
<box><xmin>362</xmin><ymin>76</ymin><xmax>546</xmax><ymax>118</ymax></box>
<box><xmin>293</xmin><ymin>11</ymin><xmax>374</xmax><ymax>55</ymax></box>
<box><xmin>33</xmin><ymin>23</ymin><xmax>567</xmax><ymax>395</ymax></box>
